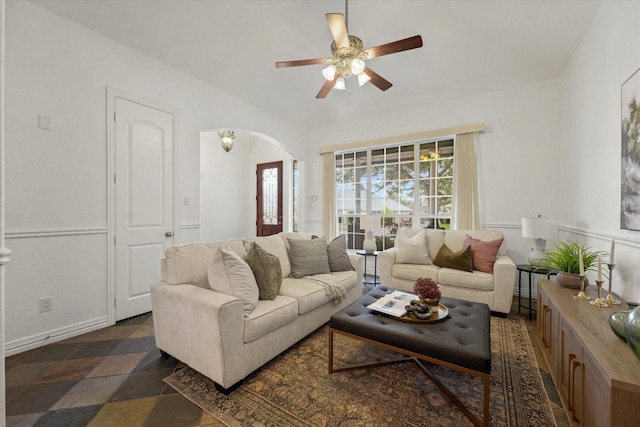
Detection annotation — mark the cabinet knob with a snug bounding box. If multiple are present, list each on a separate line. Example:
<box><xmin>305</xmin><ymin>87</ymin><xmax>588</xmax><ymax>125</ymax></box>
<box><xmin>165</xmin><ymin>231</ymin><xmax>173</xmax><ymax>237</ymax></box>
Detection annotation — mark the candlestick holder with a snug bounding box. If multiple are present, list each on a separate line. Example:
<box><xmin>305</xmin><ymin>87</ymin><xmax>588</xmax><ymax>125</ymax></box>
<box><xmin>604</xmin><ymin>263</ymin><xmax>621</xmax><ymax>305</ymax></box>
<box><xmin>590</xmin><ymin>279</ymin><xmax>609</xmax><ymax>307</ymax></box>
<box><xmin>574</xmin><ymin>274</ymin><xmax>590</xmax><ymax>300</ymax></box>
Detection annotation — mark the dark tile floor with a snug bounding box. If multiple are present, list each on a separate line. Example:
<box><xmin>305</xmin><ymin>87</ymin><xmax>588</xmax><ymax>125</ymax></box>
<box><xmin>5</xmin><ymin>295</ymin><xmax>567</xmax><ymax>427</ymax></box>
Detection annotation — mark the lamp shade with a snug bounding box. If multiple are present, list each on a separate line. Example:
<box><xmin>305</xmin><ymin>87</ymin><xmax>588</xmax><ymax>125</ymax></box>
<box><xmin>360</xmin><ymin>216</ymin><xmax>379</xmax><ymax>231</ymax></box>
<box><xmin>522</xmin><ymin>216</ymin><xmax>558</xmax><ymax>240</ymax></box>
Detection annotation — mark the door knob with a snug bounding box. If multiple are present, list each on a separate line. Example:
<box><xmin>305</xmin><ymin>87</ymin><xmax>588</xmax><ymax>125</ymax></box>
<box><xmin>165</xmin><ymin>231</ymin><xmax>173</xmax><ymax>237</ymax></box>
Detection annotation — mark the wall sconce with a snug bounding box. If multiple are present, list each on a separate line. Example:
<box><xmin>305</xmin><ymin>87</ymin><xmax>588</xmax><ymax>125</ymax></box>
<box><xmin>217</xmin><ymin>130</ymin><xmax>235</xmax><ymax>152</ymax></box>
<box><xmin>522</xmin><ymin>215</ymin><xmax>558</xmax><ymax>265</ymax></box>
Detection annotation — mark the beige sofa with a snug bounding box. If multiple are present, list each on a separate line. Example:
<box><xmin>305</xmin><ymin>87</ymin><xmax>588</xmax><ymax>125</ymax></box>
<box><xmin>378</xmin><ymin>229</ymin><xmax>516</xmax><ymax>315</ymax></box>
<box><xmin>150</xmin><ymin>232</ymin><xmax>363</xmax><ymax>391</ymax></box>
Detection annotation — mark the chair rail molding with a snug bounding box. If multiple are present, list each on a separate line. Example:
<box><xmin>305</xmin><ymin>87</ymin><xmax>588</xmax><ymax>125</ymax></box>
<box><xmin>6</xmin><ymin>227</ymin><xmax>108</xmax><ymax>239</ymax></box>
<box><xmin>179</xmin><ymin>224</ymin><xmax>200</xmax><ymax>230</ymax></box>
<box><xmin>0</xmin><ymin>247</ymin><xmax>10</xmax><ymax>266</ymax></box>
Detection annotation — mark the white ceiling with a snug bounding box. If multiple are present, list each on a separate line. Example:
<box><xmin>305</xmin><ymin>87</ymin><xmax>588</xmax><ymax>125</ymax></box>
<box><xmin>31</xmin><ymin>0</ymin><xmax>601</xmax><ymax>130</ymax></box>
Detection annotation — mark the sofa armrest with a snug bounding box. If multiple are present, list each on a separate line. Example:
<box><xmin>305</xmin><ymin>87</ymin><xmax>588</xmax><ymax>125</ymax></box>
<box><xmin>492</xmin><ymin>255</ymin><xmax>517</xmax><ymax>313</ymax></box>
<box><xmin>151</xmin><ymin>282</ymin><xmax>245</xmax><ymax>388</ymax></box>
<box><xmin>348</xmin><ymin>252</ymin><xmax>364</xmax><ymax>285</ymax></box>
<box><xmin>378</xmin><ymin>248</ymin><xmax>397</xmax><ymax>286</ymax></box>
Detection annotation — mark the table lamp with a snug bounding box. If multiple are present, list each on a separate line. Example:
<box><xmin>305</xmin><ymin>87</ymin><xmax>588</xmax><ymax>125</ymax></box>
<box><xmin>522</xmin><ymin>215</ymin><xmax>558</xmax><ymax>266</ymax></box>
<box><xmin>360</xmin><ymin>216</ymin><xmax>379</xmax><ymax>253</ymax></box>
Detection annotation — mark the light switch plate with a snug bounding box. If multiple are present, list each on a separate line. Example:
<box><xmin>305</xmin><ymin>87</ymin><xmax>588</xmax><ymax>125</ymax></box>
<box><xmin>38</xmin><ymin>114</ymin><xmax>52</xmax><ymax>131</ymax></box>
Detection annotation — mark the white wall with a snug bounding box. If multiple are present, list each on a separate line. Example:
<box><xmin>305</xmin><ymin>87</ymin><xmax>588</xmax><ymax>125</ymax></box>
<box><xmin>200</xmin><ymin>131</ymin><xmax>255</xmax><ymax>242</ymax></box>
<box><xmin>4</xmin><ymin>1</ymin><xmax>306</xmax><ymax>354</ymax></box>
<box><xmin>560</xmin><ymin>1</ymin><xmax>640</xmax><ymax>302</ymax></box>
<box><xmin>307</xmin><ymin>78</ymin><xmax>566</xmax><ymax>265</ymax></box>
<box><xmin>199</xmin><ymin>130</ymin><xmax>297</xmax><ymax>242</ymax></box>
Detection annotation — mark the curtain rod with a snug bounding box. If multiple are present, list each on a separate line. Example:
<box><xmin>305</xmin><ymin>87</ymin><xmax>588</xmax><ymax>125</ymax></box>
<box><xmin>318</xmin><ymin>122</ymin><xmax>485</xmax><ymax>154</ymax></box>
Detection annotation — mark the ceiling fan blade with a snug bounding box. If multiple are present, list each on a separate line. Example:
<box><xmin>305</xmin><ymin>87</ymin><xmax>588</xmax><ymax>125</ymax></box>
<box><xmin>364</xmin><ymin>35</ymin><xmax>423</xmax><ymax>59</ymax></box>
<box><xmin>316</xmin><ymin>73</ymin><xmax>340</xmax><ymax>99</ymax></box>
<box><xmin>363</xmin><ymin>67</ymin><xmax>392</xmax><ymax>91</ymax></box>
<box><xmin>326</xmin><ymin>13</ymin><xmax>349</xmax><ymax>49</ymax></box>
<box><xmin>275</xmin><ymin>58</ymin><xmax>328</xmax><ymax>68</ymax></box>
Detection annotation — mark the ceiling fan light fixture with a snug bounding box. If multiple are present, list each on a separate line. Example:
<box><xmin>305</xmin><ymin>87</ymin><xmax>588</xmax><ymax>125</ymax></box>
<box><xmin>322</xmin><ymin>64</ymin><xmax>337</xmax><ymax>81</ymax></box>
<box><xmin>358</xmin><ymin>72</ymin><xmax>371</xmax><ymax>87</ymax></box>
<box><xmin>351</xmin><ymin>58</ymin><xmax>365</xmax><ymax>75</ymax></box>
<box><xmin>275</xmin><ymin>7</ymin><xmax>423</xmax><ymax>99</ymax></box>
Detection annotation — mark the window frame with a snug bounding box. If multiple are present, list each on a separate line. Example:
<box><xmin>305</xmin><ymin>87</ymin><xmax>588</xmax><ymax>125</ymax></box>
<box><xmin>335</xmin><ymin>136</ymin><xmax>455</xmax><ymax>251</ymax></box>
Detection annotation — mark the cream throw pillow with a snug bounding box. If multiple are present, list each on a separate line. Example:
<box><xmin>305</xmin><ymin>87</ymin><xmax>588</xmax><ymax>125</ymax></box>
<box><xmin>207</xmin><ymin>246</ymin><xmax>259</xmax><ymax>316</ymax></box>
<box><xmin>395</xmin><ymin>229</ymin><xmax>432</xmax><ymax>265</ymax></box>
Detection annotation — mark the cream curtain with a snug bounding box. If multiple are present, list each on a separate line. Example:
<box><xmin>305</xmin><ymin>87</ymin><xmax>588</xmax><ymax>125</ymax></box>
<box><xmin>322</xmin><ymin>152</ymin><xmax>336</xmax><ymax>238</ymax></box>
<box><xmin>451</xmin><ymin>132</ymin><xmax>480</xmax><ymax>230</ymax></box>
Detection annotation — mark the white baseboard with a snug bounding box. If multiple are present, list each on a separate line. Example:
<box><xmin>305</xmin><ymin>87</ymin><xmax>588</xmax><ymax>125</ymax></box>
<box><xmin>5</xmin><ymin>316</ymin><xmax>110</xmax><ymax>357</ymax></box>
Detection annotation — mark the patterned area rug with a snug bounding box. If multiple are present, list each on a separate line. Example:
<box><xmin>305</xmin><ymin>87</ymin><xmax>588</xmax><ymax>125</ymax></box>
<box><xmin>164</xmin><ymin>316</ymin><xmax>556</xmax><ymax>427</ymax></box>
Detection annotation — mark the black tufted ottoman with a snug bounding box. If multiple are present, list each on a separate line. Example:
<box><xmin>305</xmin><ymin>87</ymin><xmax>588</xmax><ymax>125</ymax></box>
<box><xmin>328</xmin><ymin>286</ymin><xmax>491</xmax><ymax>427</ymax></box>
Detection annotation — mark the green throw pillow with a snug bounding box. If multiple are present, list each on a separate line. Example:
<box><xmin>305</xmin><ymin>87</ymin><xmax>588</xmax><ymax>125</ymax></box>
<box><xmin>287</xmin><ymin>238</ymin><xmax>331</xmax><ymax>278</ymax></box>
<box><xmin>245</xmin><ymin>242</ymin><xmax>282</xmax><ymax>300</ymax></box>
<box><xmin>433</xmin><ymin>243</ymin><xmax>473</xmax><ymax>272</ymax></box>
<box><xmin>327</xmin><ymin>235</ymin><xmax>354</xmax><ymax>272</ymax></box>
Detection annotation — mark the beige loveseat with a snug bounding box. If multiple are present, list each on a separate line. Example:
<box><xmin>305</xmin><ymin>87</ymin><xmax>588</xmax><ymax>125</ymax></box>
<box><xmin>151</xmin><ymin>232</ymin><xmax>363</xmax><ymax>390</ymax></box>
<box><xmin>378</xmin><ymin>229</ymin><xmax>516</xmax><ymax>315</ymax></box>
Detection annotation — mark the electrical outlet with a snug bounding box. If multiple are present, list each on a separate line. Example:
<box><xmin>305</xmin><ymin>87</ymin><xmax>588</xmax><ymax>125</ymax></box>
<box><xmin>39</xmin><ymin>297</ymin><xmax>53</xmax><ymax>313</ymax></box>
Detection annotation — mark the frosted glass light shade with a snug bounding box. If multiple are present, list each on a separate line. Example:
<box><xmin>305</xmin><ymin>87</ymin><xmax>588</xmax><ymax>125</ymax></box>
<box><xmin>322</xmin><ymin>65</ymin><xmax>336</xmax><ymax>81</ymax></box>
<box><xmin>351</xmin><ymin>58</ymin><xmax>365</xmax><ymax>75</ymax></box>
<box><xmin>358</xmin><ymin>72</ymin><xmax>371</xmax><ymax>86</ymax></box>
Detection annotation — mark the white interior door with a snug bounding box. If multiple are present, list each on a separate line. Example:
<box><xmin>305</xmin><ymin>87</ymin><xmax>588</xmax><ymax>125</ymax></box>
<box><xmin>114</xmin><ymin>97</ymin><xmax>174</xmax><ymax>321</ymax></box>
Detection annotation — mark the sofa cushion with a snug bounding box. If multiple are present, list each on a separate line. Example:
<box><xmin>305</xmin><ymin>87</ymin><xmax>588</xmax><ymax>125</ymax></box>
<box><xmin>244</xmin><ymin>235</ymin><xmax>292</xmax><ymax>278</ymax></box>
<box><xmin>464</xmin><ymin>235</ymin><xmax>504</xmax><ymax>273</ymax></box>
<box><xmin>327</xmin><ymin>235</ymin><xmax>354</xmax><ymax>272</ymax></box>
<box><xmin>207</xmin><ymin>247</ymin><xmax>259</xmax><ymax>316</ymax></box>
<box><xmin>326</xmin><ymin>270</ymin><xmax>359</xmax><ymax>292</ymax></box>
<box><xmin>392</xmin><ymin>263</ymin><xmax>440</xmax><ymax>282</ymax></box>
<box><xmin>164</xmin><ymin>240</ymin><xmax>246</xmax><ymax>288</ymax></box>
<box><xmin>244</xmin><ymin>296</ymin><xmax>298</xmax><ymax>343</ymax></box>
<box><xmin>279</xmin><ymin>277</ymin><xmax>330</xmax><ymax>314</ymax></box>
<box><xmin>438</xmin><ymin>268</ymin><xmax>495</xmax><ymax>291</ymax></box>
<box><xmin>433</xmin><ymin>244</ymin><xmax>473</xmax><ymax>272</ymax></box>
<box><xmin>443</xmin><ymin>230</ymin><xmax>506</xmax><ymax>255</ymax></box>
<box><xmin>287</xmin><ymin>238</ymin><xmax>331</xmax><ymax>278</ymax></box>
<box><xmin>395</xmin><ymin>229</ymin><xmax>431</xmax><ymax>265</ymax></box>
<box><xmin>245</xmin><ymin>242</ymin><xmax>282</xmax><ymax>300</ymax></box>
<box><xmin>425</xmin><ymin>229</ymin><xmax>446</xmax><ymax>260</ymax></box>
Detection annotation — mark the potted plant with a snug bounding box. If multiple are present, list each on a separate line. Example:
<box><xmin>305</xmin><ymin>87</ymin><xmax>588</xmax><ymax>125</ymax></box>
<box><xmin>413</xmin><ymin>277</ymin><xmax>441</xmax><ymax>306</ymax></box>
<box><xmin>537</xmin><ymin>241</ymin><xmax>605</xmax><ymax>289</ymax></box>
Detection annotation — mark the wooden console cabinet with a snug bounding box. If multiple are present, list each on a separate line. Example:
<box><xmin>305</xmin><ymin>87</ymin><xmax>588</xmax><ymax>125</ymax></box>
<box><xmin>537</xmin><ymin>280</ymin><xmax>640</xmax><ymax>426</ymax></box>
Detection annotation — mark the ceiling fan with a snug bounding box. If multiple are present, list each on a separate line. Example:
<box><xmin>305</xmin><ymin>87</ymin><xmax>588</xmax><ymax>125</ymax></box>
<box><xmin>275</xmin><ymin>5</ymin><xmax>423</xmax><ymax>99</ymax></box>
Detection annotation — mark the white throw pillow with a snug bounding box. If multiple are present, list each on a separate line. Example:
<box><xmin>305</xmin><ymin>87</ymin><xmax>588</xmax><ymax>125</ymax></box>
<box><xmin>395</xmin><ymin>229</ymin><xmax>432</xmax><ymax>265</ymax></box>
<box><xmin>208</xmin><ymin>246</ymin><xmax>259</xmax><ymax>316</ymax></box>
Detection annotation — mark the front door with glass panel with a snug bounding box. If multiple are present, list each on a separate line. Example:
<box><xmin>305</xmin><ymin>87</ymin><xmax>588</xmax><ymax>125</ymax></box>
<box><xmin>257</xmin><ymin>161</ymin><xmax>283</xmax><ymax>236</ymax></box>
